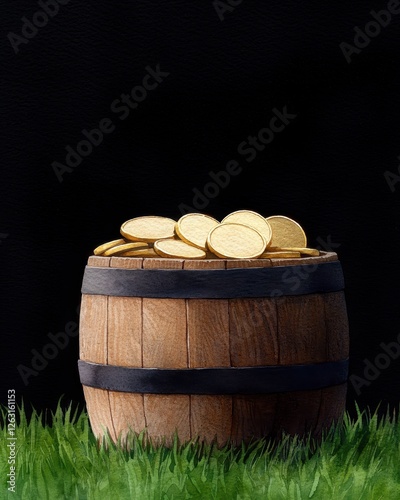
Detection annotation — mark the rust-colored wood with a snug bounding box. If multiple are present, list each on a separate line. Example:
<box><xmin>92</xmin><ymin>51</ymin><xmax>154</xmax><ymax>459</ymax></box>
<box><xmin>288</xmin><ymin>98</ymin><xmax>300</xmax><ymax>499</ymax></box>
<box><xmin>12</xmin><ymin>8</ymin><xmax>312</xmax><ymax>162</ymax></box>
<box><xmin>80</xmin><ymin>252</ymin><xmax>349</xmax><ymax>446</ymax></box>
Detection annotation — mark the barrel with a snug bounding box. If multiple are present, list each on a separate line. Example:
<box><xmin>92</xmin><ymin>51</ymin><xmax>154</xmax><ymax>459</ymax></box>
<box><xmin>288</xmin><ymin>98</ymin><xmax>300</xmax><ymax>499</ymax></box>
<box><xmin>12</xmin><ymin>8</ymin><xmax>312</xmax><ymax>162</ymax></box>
<box><xmin>78</xmin><ymin>252</ymin><xmax>349</xmax><ymax>446</ymax></box>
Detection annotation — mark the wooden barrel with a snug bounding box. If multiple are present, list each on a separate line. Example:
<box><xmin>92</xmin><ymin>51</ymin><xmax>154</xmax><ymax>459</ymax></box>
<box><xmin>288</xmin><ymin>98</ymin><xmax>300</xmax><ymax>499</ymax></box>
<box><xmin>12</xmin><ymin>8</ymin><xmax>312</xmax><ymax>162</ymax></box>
<box><xmin>78</xmin><ymin>252</ymin><xmax>349</xmax><ymax>446</ymax></box>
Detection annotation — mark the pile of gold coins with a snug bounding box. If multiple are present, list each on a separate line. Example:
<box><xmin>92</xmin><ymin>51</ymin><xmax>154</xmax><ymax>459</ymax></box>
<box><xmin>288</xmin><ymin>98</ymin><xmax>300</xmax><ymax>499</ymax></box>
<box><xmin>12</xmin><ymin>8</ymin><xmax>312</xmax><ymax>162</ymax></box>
<box><xmin>93</xmin><ymin>211</ymin><xmax>320</xmax><ymax>260</ymax></box>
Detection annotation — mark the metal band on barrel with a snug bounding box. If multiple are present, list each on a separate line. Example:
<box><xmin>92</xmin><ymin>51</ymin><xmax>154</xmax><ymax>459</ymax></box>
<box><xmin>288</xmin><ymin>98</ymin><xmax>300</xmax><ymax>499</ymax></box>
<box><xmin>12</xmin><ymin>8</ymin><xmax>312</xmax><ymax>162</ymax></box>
<box><xmin>78</xmin><ymin>359</ymin><xmax>349</xmax><ymax>394</ymax></box>
<box><xmin>81</xmin><ymin>261</ymin><xmax>344</xmax><ymax>298</ymax></box>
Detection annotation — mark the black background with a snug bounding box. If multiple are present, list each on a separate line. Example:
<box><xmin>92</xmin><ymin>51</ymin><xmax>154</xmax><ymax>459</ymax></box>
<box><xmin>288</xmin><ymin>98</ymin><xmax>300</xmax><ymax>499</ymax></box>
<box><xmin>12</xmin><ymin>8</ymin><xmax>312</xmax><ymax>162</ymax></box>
<box><xmin>1</xmin><ymin>1</ymin><xmax>399</xmax><ymax>419</ymax></box>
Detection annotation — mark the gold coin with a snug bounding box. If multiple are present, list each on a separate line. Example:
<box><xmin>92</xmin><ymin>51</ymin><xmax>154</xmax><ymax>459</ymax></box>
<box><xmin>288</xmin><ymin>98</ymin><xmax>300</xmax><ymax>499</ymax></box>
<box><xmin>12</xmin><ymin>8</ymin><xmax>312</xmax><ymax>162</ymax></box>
<box><xmin>103</xmin><ymin>242</ymin><xmax>149</xmax><ymax>256</ymax></box>
<box><xmin>222</xmin><ymin>210</ymin><xmax>272</xmax><ymax>246</ymax></box>
<box><xmin>269</xmin><ymin>246</ymin><xmax>320</xmax><ymax>257</ymax></box>
<box><xmin>207</xmin><ymin>223</ymin><xmax>266</xmax><ymax>259</ymax></box>
<box><xmin>260</xmin><ymin>251</ymin><xmax>301</xmax><ymax>259</ymax></box>
<box><xmin>93</xmin><ymin>238</ymin><xmax>126</xmax><ymax>256</ymax></box>
<box><xmin>265</xmin><ymin>216</ymin><xmax>307</xmax><ymax>248</ymax></box>
<box><xmin>154</xmin><ymin>239</ymin><xmax>206</xmax><ymax>259</ymax></box>
<box><xmin>175</xmin><ymin>213</ymin><xmax>220</xmax><ymax>250</ymax></box>
<box><xmin>117</xmin><ymin>248</ymin><xmax>158</xmax><ymax>257</ymax></box>
<box><xmin>121</xmin><ymin>216</ymin><xmax>176</xmax><ymax>242</ymax></box>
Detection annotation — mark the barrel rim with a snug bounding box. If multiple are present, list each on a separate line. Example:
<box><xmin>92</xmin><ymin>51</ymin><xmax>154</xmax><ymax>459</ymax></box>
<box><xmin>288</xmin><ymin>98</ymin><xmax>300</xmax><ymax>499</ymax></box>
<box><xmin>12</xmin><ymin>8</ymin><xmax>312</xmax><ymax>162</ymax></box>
<box><xmin>87</xmin><ymin>250</ymin><xmax>338</xmax><ymax>269</ymax></box>
<box><xmin>81</xmin><ymin>259</ymin><xmax>345</xmax><ymax>298</ymax></box>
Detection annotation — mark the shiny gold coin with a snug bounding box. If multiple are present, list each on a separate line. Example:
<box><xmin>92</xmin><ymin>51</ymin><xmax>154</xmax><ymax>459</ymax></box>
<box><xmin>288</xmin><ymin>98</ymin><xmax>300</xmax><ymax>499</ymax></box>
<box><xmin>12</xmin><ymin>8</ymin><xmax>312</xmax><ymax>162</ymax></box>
<box><xmin>175</xmin><ymin>213</ymin><xmax>220</xmax><ymax>250</ymax></box>
<box><xmin>117</xmin><ymin>248</ymin><xmax>158</xmax><ymax>257</ymax></box>
<box><xmin>154</xmin><ymin>239</ymin><xmax>206</xmax><ymax>259</ymax></box>
<box><xmin>121</xmin><ymin>216</ymin><xmax>176</xmax><ymax>242</ymax></box>
<box><xmin>265</xmin><ymin>216</ymin><xmax>307</xmax><ymax>248</ymax></box>
<box><xmin>222</xmin><ymin>210</ymin><xmax>272</xmax><ymax>247</ymax></box>
<box><xmin>93</xmin><ymin>238</ymin><xmax>126</xmax><ymax>256</ymax></box>
<box><xmin>260</xmin><ymin>251</ymin><xmax>301</xmax><ymax>259</ymax></box>
<box><xmin>269</xmin><ymin>246</ymin><xmax>320</xmax><ymax>257</ymax></box>
<box><xmin>207</xmin><ymin>223</ymin><xmax>266</xmax><ymax>259</ymax></box>
<box><xmin>103</xmin><ymin>242</ymin><xmax>149</xmax><ymax>256</ymax></box>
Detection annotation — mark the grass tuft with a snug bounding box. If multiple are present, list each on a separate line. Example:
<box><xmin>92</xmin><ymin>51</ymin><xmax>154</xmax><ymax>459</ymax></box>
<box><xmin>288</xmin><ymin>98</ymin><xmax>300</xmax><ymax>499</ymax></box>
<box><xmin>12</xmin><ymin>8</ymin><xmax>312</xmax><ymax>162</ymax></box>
<box><xmin>0</xmin><ymin>401</ymin><xmax>399</xmax><ymax>499</ymax></box>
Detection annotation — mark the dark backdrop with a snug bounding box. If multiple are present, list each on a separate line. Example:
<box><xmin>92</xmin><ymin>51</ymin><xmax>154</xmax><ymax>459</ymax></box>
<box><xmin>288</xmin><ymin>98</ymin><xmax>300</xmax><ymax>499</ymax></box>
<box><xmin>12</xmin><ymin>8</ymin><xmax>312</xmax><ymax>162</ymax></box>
<box><xmin>1</xmin><ymin>0</ymin><xmax>399</xmax><ymax>418</ymax></box>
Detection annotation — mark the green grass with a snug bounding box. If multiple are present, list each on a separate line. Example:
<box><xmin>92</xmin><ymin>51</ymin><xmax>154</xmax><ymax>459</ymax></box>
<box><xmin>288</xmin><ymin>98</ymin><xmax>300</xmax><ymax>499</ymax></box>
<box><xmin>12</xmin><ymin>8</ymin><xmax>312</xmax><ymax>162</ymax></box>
<box><xmin>0</xmin><ymin>402</ymin><xmax>399</xmax><ymax>499</ymax></box>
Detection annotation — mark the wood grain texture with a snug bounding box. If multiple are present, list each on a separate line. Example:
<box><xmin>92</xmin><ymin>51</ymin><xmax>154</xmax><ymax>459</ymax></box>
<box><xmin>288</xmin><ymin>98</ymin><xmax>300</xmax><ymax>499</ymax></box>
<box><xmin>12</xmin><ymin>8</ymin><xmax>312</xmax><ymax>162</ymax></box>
<box><xmin>229</xmin><ymin>295</ymin><xmax>279</xmax><ymax>442</ymax></box>
<box><xmin>229</xmin><ymin>298</ymin><xmax>279</xmax><ymax>366</ymax></box>
<box><xmin>226</xmin><ymin>259</ymin><xmax>272</xmax><ymax>268</ymax></box>
<box><xmin>273</xmin><ymin>293</ymin><xmax>327</xmax><ymax>436</ymax></box>
<box><xmin>324</xmin><ymin>291</ymin><xmax>350</xmax><ymax>361</ymax></box>
<box><xmin>186</xmin><ymin>298</ymin><xmax>230</xmax><ymax>366</ymax></box>
<box><xmin>87</xmin><ymin>255</ymin><xmax>111</xmax><ymax>267</ymax></box>
<box><xmin>273</xmin><ymin>389</ymin><xmax>322</xmax><ymax>437</ymax></box>
<box><xmin>142</xmin><ymin>258</ymin><xmax>190</xmax><ymax>444</ymax></box>
<box><xmin>314</xmin><ymin>383</ymin><xmax>347</xmax><ymax>438</ymax></box>
<box><xmin>277</xmin><ymin>294</ymin><xmax>327</xmax><ymax>365</ymax></box>
<box><xmin>107</xmin><ymin>257</ymin><xmax>145</xmax><ymax>443</ymax></box>
<box><xmin>184</xmin><ymin>259</ymin><xmax>232</xmax><ymax>444</ymax></box>
<box><xmin>231</xmin><ymin>395</ymin><xmax>278</xmax><ymax>445</ymax></box>
<box><xmin>143</xmin><ymin>395</ymin><xmax>190</xmax><ymax>446</ymax></box>
<box><xmin>80</xmin><ymin>257</ymin><xmax>115</xmax><ymax>441</ymax></box>
<box><xmin>190</xmin><ymin>395</ymin><xmax>233</xmax><ymax>445</ymax></box>
<box><xmin>313</xmin><ymin>290</ymin><xmax>349</xmax><ymax>438</ymax></box>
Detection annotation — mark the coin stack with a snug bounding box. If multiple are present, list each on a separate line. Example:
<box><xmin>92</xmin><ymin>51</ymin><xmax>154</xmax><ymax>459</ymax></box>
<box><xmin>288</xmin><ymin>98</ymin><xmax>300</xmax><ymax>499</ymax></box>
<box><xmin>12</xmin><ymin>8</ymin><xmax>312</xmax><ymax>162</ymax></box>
<box><xmin>93</xmin><ymin>211</ymin><xmax>320</xmax><ymax>260</ymax></box>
